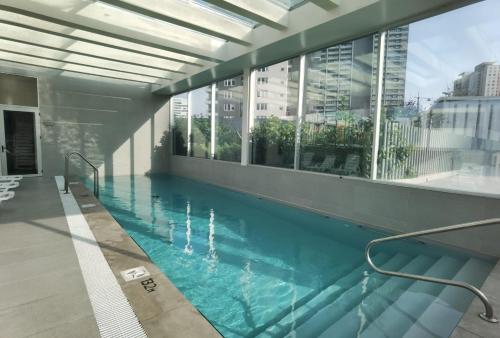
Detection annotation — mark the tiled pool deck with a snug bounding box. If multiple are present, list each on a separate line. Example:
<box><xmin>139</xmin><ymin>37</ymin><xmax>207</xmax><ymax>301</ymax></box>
<box><xmin>0</xmin><ymin>177</ymin><xmax>100</xmax><ymax>338</ymax></box>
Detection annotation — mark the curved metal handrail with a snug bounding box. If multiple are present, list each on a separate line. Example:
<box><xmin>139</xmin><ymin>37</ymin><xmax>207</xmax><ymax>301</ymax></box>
<box><xmin>365</xmin><ymin>218</ymin><xmax>500</xmax><ymax>323</ymax></box>
<box><xmin>64</xmin><ymin>151</ymin><xmax>99</xmax><ymax>198</ymax></box>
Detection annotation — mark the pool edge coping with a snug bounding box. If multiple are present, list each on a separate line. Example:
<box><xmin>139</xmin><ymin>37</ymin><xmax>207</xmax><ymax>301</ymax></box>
<box><xmin>68</xmin><ymin>180</ymin><xmax>223</xmax><ymax>338</ymax></box>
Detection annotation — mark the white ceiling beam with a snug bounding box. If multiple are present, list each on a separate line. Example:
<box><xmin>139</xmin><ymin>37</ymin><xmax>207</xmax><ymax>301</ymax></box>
<box><xmin>0</xmin><ymin>48</ymin><xmax>173</xmax><ymax>81</ymax></box>
<box><xmin>0</xmin><ymin>17</ymin><xmax>208</xmax><ymax>67</ymax></box>
<box><xmin>309</xmin><ymin>0</ymin><xmax>341</xmax><ymax>11</ymax></box>
<box><xmin>203</xmin><ymin>0</ymin><xmax>288</xmax><ymax>30</ymax></box>
<box><xmin>0</xmin><ymin>3</ymin><xmax>223</xmax><ymax>63</ymax></box>
<box><xmin>98</xmin><ymin>0</ymin><xmax>252</xmax><ymax>46</ymax></box>
<box><xmin>0</xmin><ymin>57</ymin><xmax>159</xmax><ymax>84</ymax></box>
<box><xmin>0</xmin><ymin>35</ymin><xmax>186</xmax><ymax>74</ymax></box>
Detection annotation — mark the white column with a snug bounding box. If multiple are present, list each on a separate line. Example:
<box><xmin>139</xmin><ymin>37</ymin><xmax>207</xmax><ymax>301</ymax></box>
<box><xmin>241</xmin><ymin>68</ymin><xmax>254</xmax><ymax>166</ymax></box>
<box><xmin>210</xmin><ymin>83</ymin><xmax>216</xmax><ymax>159</ymax></box>
<box><xmin>187</xmin><ymin>90</ymin><xmax>192</xmax><ymax>156</ymax></box>
<box><xmin>294</xmin><ymin>54</ymin><xmax>306</xmax><ymax>170</ymax></box>
<box><xmin>169</xmin><ymin>96</ymin><xmax>174</xmax><ymax>156</ymax></box>
<box><xmin>370</xmin><ymin>31</ymin><xmax>387</xmax><ymax>180</ymax></box>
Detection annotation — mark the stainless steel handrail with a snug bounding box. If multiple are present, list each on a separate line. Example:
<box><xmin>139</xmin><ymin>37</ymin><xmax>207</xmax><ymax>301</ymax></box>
<box><xmin>365</xmin><ymin>218</ymin><xmax>500</xmax><ymax>323</ymax></box>
<box><xmin>64</xmin><ymin>151</ymin><xmax>99</xmax><ymax>198</ymax></box>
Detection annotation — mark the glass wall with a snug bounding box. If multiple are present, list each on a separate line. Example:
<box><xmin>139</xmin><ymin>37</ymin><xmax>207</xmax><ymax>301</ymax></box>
<box><xmin>172</xmin><ymin>92</ymin><xmax>188</xmax><ymax>156</ymax></box>
<box><xmin>251</xmin><ymin>57</ymin><xmax>300</xmax><ymax>168</ymax></box>
<box><xmin>190</xmin><ymin>86</ymin><xmax>212</xmax><ymax>158</ymax></box>
<box><xmin>300</xmin><ymin>35</ymin><xmax>377</xmax><ymax>177</ymax></box>
<box><xmin>376</xmin><ymin>0</ymin><xmax>500</xmax><ymax>195</ymax></box>
<box><xmin>169</xmin><ymin>0</ymin><xmax>500</xmax><ymax>196</ymax></box>
<box><xmin>215</xmin><ymin>75</ymin><xmax>244</xmax><ymax>162</ymax></box>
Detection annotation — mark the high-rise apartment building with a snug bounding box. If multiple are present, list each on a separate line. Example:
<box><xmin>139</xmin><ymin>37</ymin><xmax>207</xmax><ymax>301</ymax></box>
<box><xmin>219</xmin><ymin>28</ymin><xmax>409</xmax><ymax>123</ymax></box>
<box><xmin>306</xmin><ymin>26</ymin><xmax>409</xmax><ymax>118</ymax></box>
<box><xmin>453</xmin><ymin>62</ymin><xmax>500</xmax><ymax>97</ymax></box>
<box><xmin>380</xmin><ymin>26</ymin><xmax>410</xmax><ymax>109</ymax></box>
<box><xmin>253</xmin><ymin>59</ymin><xmax>300</xmax><ymax>120</ymax></box>
<box><xmin>215</xmin><ymin>75</ymin><xmax>244</xmax><ymax>130</ymax></box>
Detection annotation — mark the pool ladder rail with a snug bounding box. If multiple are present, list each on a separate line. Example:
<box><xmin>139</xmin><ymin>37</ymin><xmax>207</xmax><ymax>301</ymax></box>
<box><xmin>365</xmin><ymin>218</ymin><xmax>500</xmax><ymax>324</ymax></box>
<box><xmin>64</xmin><ymin>151</ymin><xmax>99</xmax><ymax>198</ymax></box>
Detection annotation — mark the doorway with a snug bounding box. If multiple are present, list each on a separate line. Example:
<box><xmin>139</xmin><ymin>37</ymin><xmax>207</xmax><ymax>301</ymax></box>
<box><xmin>0</xmin><ymin>106</ymin><xmax>42</xmax><ymax>176</ymax></box>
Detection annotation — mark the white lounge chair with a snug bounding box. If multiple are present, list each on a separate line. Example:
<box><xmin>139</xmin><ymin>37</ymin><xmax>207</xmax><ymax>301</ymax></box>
<box><xmin>336</xmin><ymin>154</ymin><xmax>360</xmax><ymax>176</ymax></box>
<box><xmin>0</xmin><ymin>175</ymin><xmax>22</xmax><ymax>181</ymax></box>
<box><xmin>307</xmin><ymin>155</ymin><xmax>337</xmax><ymax>173</ymax></box>
<box><xmin>301</xmin><ymin>152</ymin><xmax>315</xmax><ymax>169</ymax></box>
<box><xmin>0</xmin><ymin>190</ymin><xmax>15</xmax><ymax>202</ymax></box>
<box><xmin>0</xmin><ymin>181</ymin><xmax>19</xmax><ymax>189</ymax></box>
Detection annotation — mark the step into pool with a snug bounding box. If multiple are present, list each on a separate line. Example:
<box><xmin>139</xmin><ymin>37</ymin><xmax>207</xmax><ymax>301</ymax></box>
<box><xmin>89</xmin><ymin>175</ymin><xmax>496</xmax><ymax>338</ymax></box>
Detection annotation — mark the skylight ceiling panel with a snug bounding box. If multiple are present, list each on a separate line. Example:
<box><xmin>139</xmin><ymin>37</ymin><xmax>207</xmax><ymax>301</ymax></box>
<box><xmin>59</xmin><ymin>63</ymin><xmax>162</xmax><ymax>84</ymax></box>
<box><xmin>191</xmin><ymin>0</ymin><xmax>257</xmax><ymax>27</ymax></box>
<box><xmin>62</xmin><ymin>54</ymin><xmax>175</xmax><ymax>79</ymax></box>
<box><xmin>201</xmin><ymin>0</ymin><xmax>288</xmax><ymax>30</ymax></box>
<box><xmin>0</xmin><ymin>23</ymin><xmax>188</xmax><ymax>72</ymax></box>
<box><xmin>0</xmin><ymin>38</ymin><xmax>174</xmax><ymax>79</ymax></box>
<box><xmin>77</xmin><ymin>2</ymin><xmax>226</xmax><ymax>52</ymax></box>
<box><xmin>67</xmin><ymin>41</ymin><xmax>190</xmax><ymax>71</ymax></box>
<box><xmin>268</xmin><ymin>0</ymin><xmax>306</xmax><ymax>9</ymax></box>
<box><xmin>0</xmin><ymin>21</ymin><xmax>70</xmax><ymax>50</ymax></box>
<box><xmin>25</xmin><ymin>0</ymin><xmax>90</xmax><ymax>14</ymax></box>
<box><xmin>69</xmin><ymin>31</ymin><xmax>205</xmax><ymax>66</ymax></box>
<box><xmin>100</xmin><ymin>0</ymin><xmax>253</xmax><ymax>45</ymax></box>
<box><xmin>0</xmin><ymin>37</ymin><xmax>67</xmax><ymax>60</ymax></box>
<box><xmin>0</xmin><ymin>9</ymin><xmax>203</xmax><ymax>65</ymax></box>
<box><xmin>0</xmin><ymin>50</ymin><xmax>162</xmax><ymax>84</ymax></box>
<box><xmin>54</xmin><ymin>69</ymin><xmax>152</xmax><ymax>87</ymax></box>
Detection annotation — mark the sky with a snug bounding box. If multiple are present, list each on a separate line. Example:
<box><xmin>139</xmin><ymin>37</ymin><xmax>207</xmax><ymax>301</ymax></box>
<box><xmin>404</xmin><ymin>0</ymin><xmax>500</xmax><ymax>105</ymax></box>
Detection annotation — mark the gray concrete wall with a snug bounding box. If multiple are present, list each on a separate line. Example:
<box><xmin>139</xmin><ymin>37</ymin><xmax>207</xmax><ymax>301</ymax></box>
<box><xmin>169</xmin><ymin>155</ymin><xmax>500</xmax><ymax>258</ymax></box>
<box><xmin>0</xmin><ymin>64</ymin><xmax>170</xmax><ymax>178</ymax></box>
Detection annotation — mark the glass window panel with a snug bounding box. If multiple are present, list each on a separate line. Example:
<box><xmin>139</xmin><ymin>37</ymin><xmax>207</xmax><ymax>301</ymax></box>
<box><xmin>251</xmin><ymin>57</ymin><xmax>300</xmax><ymax>168</ymax></box>
<box><xmin>190</xmin><ymin>86</ymin><xmax>212</xmax><ymax>159</ymax></box>
<box><xmin>301</xmin><ymin>34</ymin><xmax>378</xmax><ymax>177</ymax></box>
<box><xmin>172</xmin><ymin>92</ymin><xmax>188</xmax><ymax>156</ymax></box>
<box><xmin>377</xmin><ymin>0</ymin><xmax>500</xmax><ymax>196</ymax></box>
<box><xmin>215</xmin><ymin>75</ymin><xmax>244</xmax><ymax>162</ymax></box>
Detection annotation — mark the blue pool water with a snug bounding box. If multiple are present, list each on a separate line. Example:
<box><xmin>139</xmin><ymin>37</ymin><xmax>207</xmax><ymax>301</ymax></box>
<box><xmin>90</xmin><ymin>175</ymin><xmax>495</xmax><ymax>338</ymax></box>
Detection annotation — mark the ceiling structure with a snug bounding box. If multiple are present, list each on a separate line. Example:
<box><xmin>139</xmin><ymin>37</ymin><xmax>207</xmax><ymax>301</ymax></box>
<box><xmin>0</xmin><ymin>0</ymin><xmax>475</xmax><ymax>94</ymax></box>
<box><xmin>0</xmin><ymin>0</ymin><xmax>329</xmax><ymax>86</ymax></box>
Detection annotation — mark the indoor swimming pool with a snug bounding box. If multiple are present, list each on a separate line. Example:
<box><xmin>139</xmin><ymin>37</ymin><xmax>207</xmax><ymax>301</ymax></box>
<box><xmin>90</xmin><ymin>175</ymin><xmax>496</xmax><ymax>338</ymax></box>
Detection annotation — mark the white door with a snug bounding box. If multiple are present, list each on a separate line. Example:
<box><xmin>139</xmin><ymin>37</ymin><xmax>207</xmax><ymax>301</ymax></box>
<box><xmin>0</xmin><ymin>105</ymin><xmax>42</xmax><ymax>176</ymax></box>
